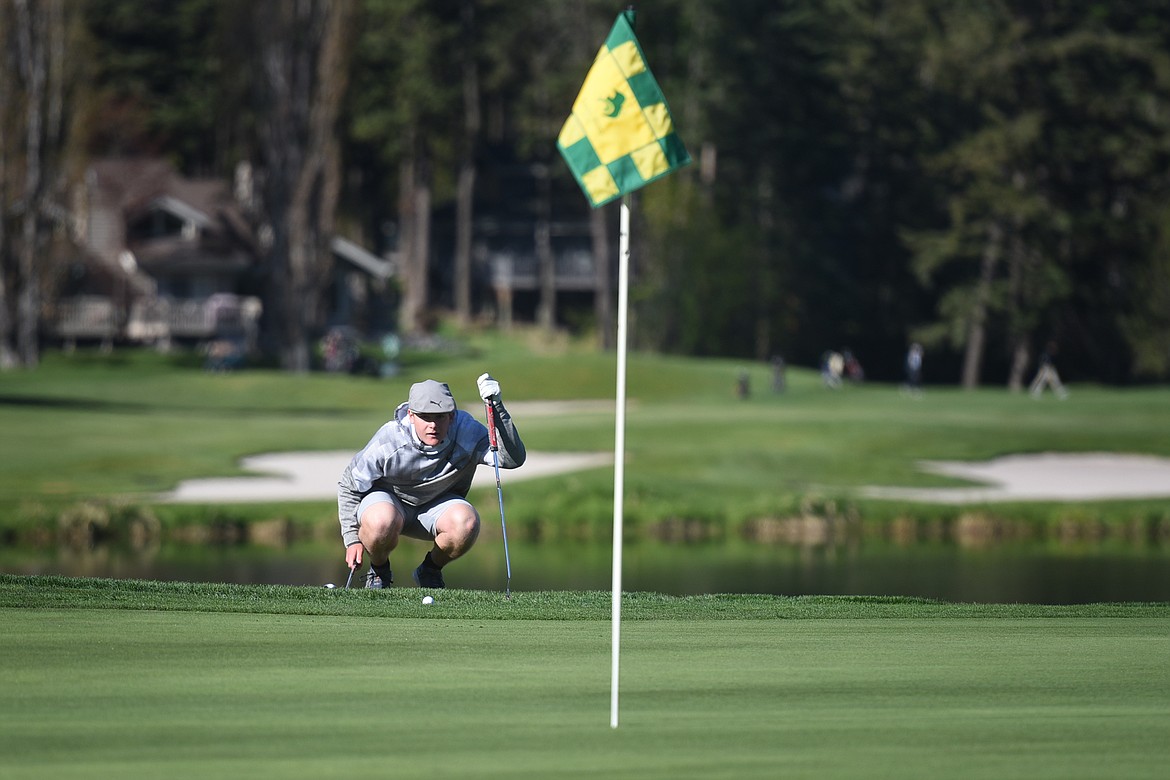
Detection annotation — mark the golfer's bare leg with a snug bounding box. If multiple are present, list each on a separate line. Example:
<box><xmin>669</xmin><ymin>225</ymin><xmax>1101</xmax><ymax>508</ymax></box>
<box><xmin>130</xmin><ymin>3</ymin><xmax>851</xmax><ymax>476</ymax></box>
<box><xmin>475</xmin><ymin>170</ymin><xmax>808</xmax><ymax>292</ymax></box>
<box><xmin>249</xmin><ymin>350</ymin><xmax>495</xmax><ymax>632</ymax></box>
<box><xmin>429</xmin><ymin>504</ymin><xmax>480</xmax><ymax>567</ymax></box>
<box><xmin>358</xmin><ymin>501</ymin><xmax>404</xmax><ymax>566</ymax></box>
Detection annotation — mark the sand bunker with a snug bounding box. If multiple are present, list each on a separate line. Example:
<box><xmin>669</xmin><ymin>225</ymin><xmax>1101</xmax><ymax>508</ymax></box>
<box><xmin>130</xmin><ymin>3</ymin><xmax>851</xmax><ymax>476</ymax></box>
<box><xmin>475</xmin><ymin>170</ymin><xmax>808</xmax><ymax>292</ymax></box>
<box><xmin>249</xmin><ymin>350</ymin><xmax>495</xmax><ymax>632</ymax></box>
<box><xmin>861</xmin><ymin>452</ymin><xmax>1170</xmax><ymax>504</ymax></box>
<box><xmin>163</xmin><ymin>450</ymin><xmax>612</xmax><ymax>503</ymax></box>
<box><xmin>163</xmin><ymin>448</ymin><xmax>1170</xmax><ymax>506</ymax></box>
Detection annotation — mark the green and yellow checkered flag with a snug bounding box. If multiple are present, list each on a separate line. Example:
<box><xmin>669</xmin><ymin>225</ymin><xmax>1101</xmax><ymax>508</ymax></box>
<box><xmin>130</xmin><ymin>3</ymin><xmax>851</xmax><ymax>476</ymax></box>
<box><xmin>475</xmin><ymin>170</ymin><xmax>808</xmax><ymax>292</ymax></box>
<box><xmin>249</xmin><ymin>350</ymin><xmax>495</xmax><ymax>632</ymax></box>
<box><xmin>557</xmin><ymin>11</ymin><xmax>691</xmax><ymax>208</ymax></box>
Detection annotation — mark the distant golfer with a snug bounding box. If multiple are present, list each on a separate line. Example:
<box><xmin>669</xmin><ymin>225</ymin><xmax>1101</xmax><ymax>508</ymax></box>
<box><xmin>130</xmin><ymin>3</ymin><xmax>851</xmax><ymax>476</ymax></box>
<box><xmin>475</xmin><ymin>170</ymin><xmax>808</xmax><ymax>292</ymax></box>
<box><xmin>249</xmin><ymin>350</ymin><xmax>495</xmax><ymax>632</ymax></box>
<box><xmin>1029</xmin><ymin>342</ymin><xmax>1069</xmax><ymax>400</ymax></box>
<box><xmin>337</xmin><ymin>374</ymin><xmax>526</xmax><ymax>589</ymax></box>
<box><xmin>904</xmin><ymin>342</ymin><xmax>924</xmax><ymax>397</ymax></box>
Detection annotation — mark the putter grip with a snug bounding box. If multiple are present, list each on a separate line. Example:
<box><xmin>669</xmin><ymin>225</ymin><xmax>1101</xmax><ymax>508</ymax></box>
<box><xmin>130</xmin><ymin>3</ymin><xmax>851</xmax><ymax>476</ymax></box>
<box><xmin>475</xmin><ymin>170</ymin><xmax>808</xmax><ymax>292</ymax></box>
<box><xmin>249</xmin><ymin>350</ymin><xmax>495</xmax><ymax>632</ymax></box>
<box><xmin>485</xmin><ymin>401</ymin><xmax>499</xmax><ymax>450</ymax></box>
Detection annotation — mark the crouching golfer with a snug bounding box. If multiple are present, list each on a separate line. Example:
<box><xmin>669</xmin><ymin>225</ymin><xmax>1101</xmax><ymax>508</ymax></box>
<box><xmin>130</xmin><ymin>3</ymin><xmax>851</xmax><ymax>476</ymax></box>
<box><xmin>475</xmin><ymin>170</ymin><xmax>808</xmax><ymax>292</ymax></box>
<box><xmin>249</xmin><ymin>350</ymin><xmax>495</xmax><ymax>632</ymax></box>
<box><xmin>337</xmin><ymin>374</ymin><xmax>526</xmax><ymax>589</ymax></box>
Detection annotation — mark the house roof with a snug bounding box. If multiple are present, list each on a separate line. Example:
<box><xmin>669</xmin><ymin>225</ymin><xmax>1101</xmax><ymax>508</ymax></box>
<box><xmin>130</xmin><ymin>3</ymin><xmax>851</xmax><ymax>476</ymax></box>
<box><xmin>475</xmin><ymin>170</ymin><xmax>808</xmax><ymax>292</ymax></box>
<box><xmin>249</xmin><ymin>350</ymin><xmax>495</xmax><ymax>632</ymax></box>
<box><xmin>88</xmin><ymin>158</ymin><xmax>174</xmax><ymax>214</ymax></box>
<box><xmin>84</xmin><ymin>158</ymin><xmax>386</xmax><ymax>283</ymax></box>
<box><xmin>331</xmin><ymin>236</ymin><xmax>394</xmax><ymax>280</ymax></box>
<box><xmin>147</xmin><ymin>195</ymin><xmax>213</xmax><ymax>229</ymax></box>
<box><xmin>89</xmin><ymin>158</ymin><xmax>252</xmax><ymax>244</ymax></box>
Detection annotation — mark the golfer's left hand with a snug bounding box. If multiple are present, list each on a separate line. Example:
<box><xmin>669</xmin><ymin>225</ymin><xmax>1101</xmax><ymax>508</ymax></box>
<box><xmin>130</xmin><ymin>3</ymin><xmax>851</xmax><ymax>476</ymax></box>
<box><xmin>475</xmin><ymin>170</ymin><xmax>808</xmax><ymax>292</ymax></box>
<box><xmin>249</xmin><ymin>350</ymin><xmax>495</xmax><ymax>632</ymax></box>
<box><xmin>477</xmin><ymin>373</ymin><xmax>501</xmax><ymax>402</ymax></box>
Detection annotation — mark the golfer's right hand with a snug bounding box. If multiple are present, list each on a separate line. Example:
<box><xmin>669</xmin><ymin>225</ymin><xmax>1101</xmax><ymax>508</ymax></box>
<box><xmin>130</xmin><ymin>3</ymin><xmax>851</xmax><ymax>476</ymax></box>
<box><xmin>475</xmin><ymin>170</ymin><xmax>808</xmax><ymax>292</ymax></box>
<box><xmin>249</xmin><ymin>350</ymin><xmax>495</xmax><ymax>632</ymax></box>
<box><xmin>345</xmin><ymin>542</ymin><xmax>364</xmax><ymax>570</ymax></box>
<box><xmin>477</xmin><ymin>373</ymin><xmax>501</xmax><ymax>402</ymax></box>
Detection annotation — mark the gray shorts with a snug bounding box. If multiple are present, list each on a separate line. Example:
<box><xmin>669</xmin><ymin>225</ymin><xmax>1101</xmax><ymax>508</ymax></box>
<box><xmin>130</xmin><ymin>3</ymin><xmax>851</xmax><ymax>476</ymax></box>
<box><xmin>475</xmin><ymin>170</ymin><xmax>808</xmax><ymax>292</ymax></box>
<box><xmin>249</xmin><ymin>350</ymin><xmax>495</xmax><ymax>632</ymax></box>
<box><xmin>357</xmin><ymin>491</ymin><xmax>473</xmax><ymax>541</ymax></box>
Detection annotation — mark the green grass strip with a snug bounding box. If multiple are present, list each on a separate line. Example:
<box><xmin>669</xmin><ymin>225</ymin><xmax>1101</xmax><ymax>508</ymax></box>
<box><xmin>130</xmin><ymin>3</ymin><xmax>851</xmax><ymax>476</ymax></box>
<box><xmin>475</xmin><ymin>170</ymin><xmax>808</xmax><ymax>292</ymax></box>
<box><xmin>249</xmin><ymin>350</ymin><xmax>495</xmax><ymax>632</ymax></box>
<box><xmin>3</xmin><ymin>574</ymin><xmax>1168</xmax><ymax>620</ymax></box>
<box><xmin>3</xmin><ymin>592</ymin><xmax>1169</xmax><ymax>778</ymax></box>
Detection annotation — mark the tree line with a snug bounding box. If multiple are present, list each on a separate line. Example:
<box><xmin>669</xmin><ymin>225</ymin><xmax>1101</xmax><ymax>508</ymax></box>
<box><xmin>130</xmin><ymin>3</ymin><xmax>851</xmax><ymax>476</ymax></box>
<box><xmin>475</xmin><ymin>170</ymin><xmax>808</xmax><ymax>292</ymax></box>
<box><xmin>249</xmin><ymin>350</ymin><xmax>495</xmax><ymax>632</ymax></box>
<box><xmin>3</xmin><ymin>0</ymin><xmax>1170</xmax><ymax>383</ymax></box>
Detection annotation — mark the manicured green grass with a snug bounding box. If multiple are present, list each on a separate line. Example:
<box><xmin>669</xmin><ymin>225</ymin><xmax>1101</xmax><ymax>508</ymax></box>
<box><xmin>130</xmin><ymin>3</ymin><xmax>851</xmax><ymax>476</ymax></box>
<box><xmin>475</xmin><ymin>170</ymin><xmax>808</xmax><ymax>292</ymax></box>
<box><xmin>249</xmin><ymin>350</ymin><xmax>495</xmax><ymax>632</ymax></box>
<box><xmin>4</xmin><ymin>339</ymin><xmax>1170</xmax><ymax>542</ymax></box>
<box><xmin>2</xmin><ymin>577</ymin><xmax>1168</xmax><ymax>779</ymax></box>
<box><xmin>5</xmin><ymin>339</ymin><xmax>1167</xmax><ymax>777</ymax></box>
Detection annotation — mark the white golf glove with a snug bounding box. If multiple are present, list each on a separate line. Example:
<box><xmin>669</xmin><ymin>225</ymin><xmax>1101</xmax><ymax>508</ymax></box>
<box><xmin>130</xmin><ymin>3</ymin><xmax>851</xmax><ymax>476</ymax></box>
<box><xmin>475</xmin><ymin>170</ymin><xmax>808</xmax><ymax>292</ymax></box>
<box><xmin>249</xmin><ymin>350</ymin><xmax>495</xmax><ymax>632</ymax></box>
<box><xmin>477</xmin><ymin>373</ymin><xmax>501</xmax><ymax>402</ymax></box>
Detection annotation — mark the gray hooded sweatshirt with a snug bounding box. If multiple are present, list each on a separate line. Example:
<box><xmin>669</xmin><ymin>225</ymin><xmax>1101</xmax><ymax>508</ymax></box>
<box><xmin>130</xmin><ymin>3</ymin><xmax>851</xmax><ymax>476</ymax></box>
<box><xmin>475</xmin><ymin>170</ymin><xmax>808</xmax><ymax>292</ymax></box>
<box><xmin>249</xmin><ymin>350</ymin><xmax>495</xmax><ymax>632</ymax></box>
<box><xmin>337</xmin><ymin>398</ymin><xmax>525</xmax><ymax>547</ymax></box>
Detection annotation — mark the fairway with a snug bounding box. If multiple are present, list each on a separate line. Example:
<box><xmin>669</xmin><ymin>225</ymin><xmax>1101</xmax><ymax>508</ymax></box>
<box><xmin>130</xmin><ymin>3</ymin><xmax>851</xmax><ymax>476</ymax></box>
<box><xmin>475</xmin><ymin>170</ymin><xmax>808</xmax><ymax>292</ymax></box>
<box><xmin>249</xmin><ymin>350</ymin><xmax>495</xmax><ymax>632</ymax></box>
<box><xmin>3</xmin><ymin>604</ymin><xmax>1168</xmax><ymax>779</ymax></box>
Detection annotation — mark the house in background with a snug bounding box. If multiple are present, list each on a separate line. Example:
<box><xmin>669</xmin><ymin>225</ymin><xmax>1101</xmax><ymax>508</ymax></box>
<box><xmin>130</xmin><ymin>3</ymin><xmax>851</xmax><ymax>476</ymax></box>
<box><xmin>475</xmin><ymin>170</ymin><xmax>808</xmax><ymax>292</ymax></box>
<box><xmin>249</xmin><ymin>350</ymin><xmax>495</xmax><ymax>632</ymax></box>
<box><xmin>51</xmin><ymin>156</ymin><xmax>609</xmax><ymax>357</ymax></box>
<box><xmin>54</xmin><ymin>157</ymin><xmax>262</xmax><ymax>349</ymax></box>
<box><xmin>328</xmin><ymin>235</ymin><xmax>396</xmax><ymax>337</ymax></box>
<box><xmin>54</xmin><ymin>158</ymin><xmax>393</xmax><ymax>354</ymax></box>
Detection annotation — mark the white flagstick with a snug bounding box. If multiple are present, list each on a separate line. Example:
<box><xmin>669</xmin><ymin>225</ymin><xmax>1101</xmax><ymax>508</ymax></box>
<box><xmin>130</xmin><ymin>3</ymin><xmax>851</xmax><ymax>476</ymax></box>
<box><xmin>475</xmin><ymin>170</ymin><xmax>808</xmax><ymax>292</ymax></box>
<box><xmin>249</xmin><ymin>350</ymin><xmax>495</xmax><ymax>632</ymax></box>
<box><xmin>611</xmin><ymin>197</ymin><xmax>631</xmax><ymax>729</ymax></box>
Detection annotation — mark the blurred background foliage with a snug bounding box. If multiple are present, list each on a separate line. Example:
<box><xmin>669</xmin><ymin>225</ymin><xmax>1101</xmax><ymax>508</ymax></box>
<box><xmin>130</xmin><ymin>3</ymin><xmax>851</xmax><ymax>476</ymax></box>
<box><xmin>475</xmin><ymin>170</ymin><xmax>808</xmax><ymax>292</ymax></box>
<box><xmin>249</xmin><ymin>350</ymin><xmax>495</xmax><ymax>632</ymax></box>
<box><xmin>3</xmin><ymin>0</ymin><xmax>1170</xmax><ymax>384</ymax></box>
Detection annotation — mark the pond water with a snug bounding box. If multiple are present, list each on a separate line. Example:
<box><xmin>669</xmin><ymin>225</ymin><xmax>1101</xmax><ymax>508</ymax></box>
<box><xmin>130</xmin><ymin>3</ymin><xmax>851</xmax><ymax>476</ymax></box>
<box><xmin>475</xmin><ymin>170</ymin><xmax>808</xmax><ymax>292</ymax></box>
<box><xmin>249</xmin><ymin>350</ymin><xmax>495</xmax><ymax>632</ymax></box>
<box><xmin>5</xmin><ymin>538</ymin><xmax>1170</xmax><ymax>604</ymax></box>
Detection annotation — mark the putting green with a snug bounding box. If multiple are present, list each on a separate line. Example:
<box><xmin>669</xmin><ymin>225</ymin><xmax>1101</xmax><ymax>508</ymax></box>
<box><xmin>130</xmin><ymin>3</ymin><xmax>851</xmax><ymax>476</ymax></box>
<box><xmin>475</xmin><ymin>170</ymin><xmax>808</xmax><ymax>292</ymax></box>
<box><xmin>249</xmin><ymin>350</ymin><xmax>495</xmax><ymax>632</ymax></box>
<box><xmin>2</xmin><ymin>608</ymin><xmax>1167</xmax><ymax>779</ymax></box>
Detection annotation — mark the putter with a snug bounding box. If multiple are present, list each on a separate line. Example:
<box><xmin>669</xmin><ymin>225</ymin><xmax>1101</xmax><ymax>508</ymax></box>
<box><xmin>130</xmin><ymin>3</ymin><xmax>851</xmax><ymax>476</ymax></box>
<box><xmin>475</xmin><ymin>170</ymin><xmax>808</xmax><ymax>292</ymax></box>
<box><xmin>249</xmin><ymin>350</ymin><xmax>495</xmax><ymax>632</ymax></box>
<box><xmin>485</xmin><ymin>400</ymin><xmax>513</xmax><ymax>599</ymax></box>
<box><xmin>344</xmin><ymin>564</ymin><xmax>356</xmax><ymax>589</ymax></box>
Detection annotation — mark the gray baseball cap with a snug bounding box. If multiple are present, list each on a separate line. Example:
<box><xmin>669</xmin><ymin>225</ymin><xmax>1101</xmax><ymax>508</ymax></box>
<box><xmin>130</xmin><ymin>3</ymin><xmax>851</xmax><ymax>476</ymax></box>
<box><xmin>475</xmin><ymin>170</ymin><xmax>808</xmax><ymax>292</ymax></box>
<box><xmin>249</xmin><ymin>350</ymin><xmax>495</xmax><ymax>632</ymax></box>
<box><xmin>408</xmin><ymin>380</ymin><xmax>456</xmax><ymax>413</ymax></box>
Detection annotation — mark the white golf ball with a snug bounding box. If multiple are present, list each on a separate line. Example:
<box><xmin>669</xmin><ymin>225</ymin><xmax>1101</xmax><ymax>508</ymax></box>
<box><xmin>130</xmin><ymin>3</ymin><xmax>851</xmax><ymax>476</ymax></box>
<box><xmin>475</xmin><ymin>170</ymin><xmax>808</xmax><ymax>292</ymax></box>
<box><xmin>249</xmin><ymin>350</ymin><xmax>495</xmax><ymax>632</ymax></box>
<box><xmin>325</xmin><ymin>583</ymin><xmax>335</xmax><ymax>589</ymax></box>
<box><xmin>422</xmin><ymin>595</ymin><xmax>434</xmax><ymax>605</ymax></box>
